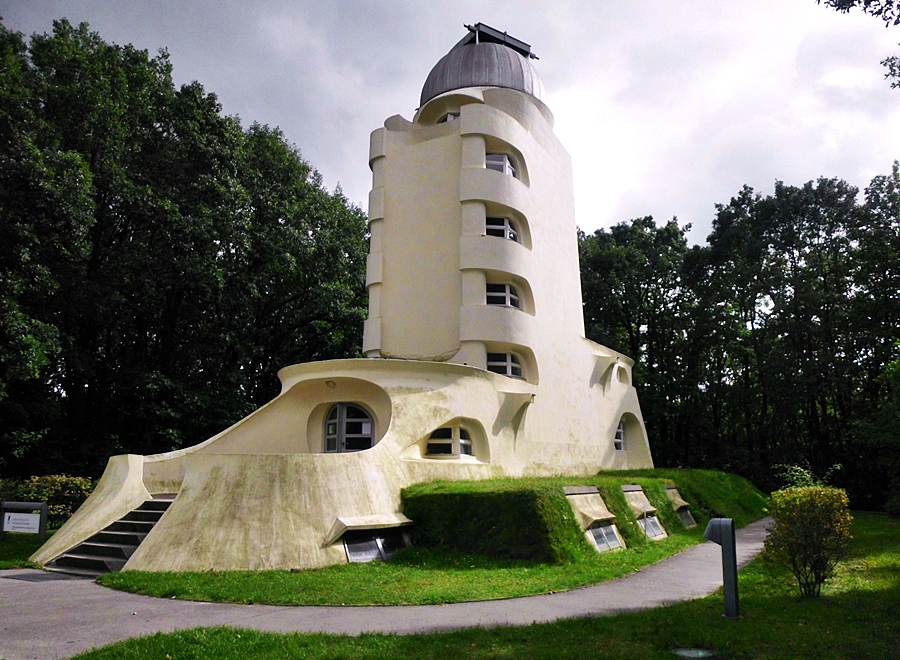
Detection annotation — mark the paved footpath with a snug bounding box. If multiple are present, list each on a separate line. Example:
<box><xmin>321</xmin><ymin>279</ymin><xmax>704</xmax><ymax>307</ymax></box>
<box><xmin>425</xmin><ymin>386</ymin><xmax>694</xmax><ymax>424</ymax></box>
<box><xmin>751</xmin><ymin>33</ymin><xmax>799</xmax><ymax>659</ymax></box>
<box><xmin>0</xmin><ymin>518</ymin><xmax>770</xmax><ymax>660</ymax></box>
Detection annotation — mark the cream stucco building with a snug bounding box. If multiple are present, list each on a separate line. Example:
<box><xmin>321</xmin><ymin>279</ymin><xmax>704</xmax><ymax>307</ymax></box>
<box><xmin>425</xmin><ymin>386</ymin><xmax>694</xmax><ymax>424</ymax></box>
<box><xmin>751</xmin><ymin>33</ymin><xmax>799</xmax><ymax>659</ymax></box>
<box><xmin>33</xmin><ymin>23</ymin><xmax>653</xmax><ymax>574</ymax></box>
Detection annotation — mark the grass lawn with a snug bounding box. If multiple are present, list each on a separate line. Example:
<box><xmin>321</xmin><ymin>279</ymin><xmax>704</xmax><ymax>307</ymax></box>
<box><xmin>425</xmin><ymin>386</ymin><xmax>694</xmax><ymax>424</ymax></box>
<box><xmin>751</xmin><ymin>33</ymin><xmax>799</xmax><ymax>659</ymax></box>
<box><xmin>0</xmin><ymin>531</ymin><xmax>50</xmax><ymax>569</ymax></box>
<box><xmin>71</xmin><ymin>511</ymin><xmax>900</xmax><ymax>659</ymax></box>
<box><xmin>98</xmin><ymin>530</ymin><xmax>704</xmax><ymax>606</ymax></box>
<box><xmin>98</xmin><ymin>470</ymin><xmax>766</xmax><ymax>606</ymax></box>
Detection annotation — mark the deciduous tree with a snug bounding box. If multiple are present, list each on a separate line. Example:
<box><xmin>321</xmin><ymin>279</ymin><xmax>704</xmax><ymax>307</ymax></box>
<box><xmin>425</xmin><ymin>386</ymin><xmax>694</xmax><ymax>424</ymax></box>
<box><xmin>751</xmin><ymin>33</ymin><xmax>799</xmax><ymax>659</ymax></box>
<box><xmin>0</xmin><ymin>20</ymin><xmax>367</xmax><ymax>476</ymax></box>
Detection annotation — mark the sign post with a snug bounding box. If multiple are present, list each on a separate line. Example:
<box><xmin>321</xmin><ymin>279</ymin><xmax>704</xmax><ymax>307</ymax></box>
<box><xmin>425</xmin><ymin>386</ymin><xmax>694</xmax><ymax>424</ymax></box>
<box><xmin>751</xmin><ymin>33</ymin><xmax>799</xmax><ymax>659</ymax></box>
<box><xmin>1</xmin><ymin>501</ymin><xmax>48</xmax><ymax>543</ymax></box>
<box><xmin>704</xmin><ymin>517</ymin><xmax>740</xmax><ymax>619</ymax></box>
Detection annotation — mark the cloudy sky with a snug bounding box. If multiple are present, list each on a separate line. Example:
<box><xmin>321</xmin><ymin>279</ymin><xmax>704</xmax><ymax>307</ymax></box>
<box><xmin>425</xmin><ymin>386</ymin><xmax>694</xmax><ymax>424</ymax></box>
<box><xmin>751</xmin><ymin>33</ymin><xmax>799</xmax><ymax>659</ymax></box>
<box><xmin>4</xmin><ymin>1</ymin><xmax>899</xmax><ymax>243</ymax></box>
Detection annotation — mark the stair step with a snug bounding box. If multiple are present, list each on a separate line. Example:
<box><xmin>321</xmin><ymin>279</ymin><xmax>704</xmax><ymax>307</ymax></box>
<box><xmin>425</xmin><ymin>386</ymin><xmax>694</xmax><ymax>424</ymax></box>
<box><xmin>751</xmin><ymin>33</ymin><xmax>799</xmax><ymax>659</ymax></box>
<box><xmin>138</xmin><ymin>500</ymin><xmax>173</xmax><ymax>512</ymax></box>
<box><xmin>51</xmin><ymin>554</ymin><xmax>127</xmax><ymax>573</ymax></box>
<box><xmin>121</xmin><ymin>510</ymin><xmax>165</xmax><ymax>522</ymax></box>
<box><xmin>76</xmin><ymin>541</ymin><xmax>137</xmax><ymax>560</ymax></box>
<box><xmin>44</xmin><ymin>565</ymin><xmax>104</xmax><ymax>578</ymax></box>
<box><xmin>92</xmin><ymin>530</ymin><xmax>146</xmax><ymax>545</ymax></box>
<box><xmin>106</xmin><ymin>519</ymin><xmax>155</xmax><ymax>533</ymax></box>
<box><xmin>48</xmin><ymin>494</ymin><xmax>176</xmax><ymax>575</ymax></box>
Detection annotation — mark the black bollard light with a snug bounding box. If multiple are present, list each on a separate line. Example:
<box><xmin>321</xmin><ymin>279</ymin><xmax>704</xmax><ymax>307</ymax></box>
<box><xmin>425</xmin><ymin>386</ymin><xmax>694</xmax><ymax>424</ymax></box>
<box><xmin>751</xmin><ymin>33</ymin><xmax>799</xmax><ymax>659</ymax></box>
<box><xmin>704</xmin><ymin>517</ymin><xmax>740</xmax><ymax>619</ymax></box>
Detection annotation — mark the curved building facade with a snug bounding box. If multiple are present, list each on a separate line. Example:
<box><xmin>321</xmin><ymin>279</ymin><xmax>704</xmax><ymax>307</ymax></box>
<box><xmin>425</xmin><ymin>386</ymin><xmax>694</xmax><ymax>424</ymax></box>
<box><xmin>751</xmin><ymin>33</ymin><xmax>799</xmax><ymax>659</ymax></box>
<box><xmin>32</xmin><ymin>23</ymin><xmax>653</xmax><ymax>574</ymax></box>
<box><xmin>364</xmin><ymin>23</ymin><xmax>652</xmax><ymax>474</ymax></box>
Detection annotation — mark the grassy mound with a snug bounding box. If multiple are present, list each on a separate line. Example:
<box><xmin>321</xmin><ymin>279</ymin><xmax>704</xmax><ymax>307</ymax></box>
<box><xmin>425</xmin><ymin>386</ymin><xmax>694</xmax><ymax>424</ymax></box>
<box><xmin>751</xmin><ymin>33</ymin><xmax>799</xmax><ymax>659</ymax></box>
<box><xmin>92</xmin><ymin>469</ymin><xmax>765</xmax><ymax>605</ymax></box>
<box><xmin>401</xmin><ymin>469</ymin><xmax>766</xmax><ymax>563</ymax></box>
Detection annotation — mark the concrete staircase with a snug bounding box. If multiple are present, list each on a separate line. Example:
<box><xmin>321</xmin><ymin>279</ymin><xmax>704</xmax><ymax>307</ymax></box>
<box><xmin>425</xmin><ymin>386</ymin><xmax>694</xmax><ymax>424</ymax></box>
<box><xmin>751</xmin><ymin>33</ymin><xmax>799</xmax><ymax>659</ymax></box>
<box><xmin>46</xmin><ymin>494</ymin><xmax>175</xmax><ymax>577</ymax></box>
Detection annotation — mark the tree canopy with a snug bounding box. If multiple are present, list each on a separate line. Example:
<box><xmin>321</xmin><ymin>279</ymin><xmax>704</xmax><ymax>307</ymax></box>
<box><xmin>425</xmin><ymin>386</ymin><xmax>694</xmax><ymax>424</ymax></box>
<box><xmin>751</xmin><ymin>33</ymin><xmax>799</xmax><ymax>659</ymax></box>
<box><xmin>818</xmin><ymin>0</ymin><xmax>900</xmax><ymax>87</ymax></box>
<box><xmin>820</xmin><ymin>0</ymin><xmax>900</xmax><ymax>25</ymax></box>
<box><xmin>0</xmin><ymin>20</ymin><xmax>367</xmax><ymax>477</ymax></box>
<box><xmin>1</xmin><ymin>19</ymin><xmax>897</xmax><ymax>513</ymax></box>
<box><xmin>580</xmin><ymin>165</ymin><xmax>900</xmax><ymax>509</ymax></box>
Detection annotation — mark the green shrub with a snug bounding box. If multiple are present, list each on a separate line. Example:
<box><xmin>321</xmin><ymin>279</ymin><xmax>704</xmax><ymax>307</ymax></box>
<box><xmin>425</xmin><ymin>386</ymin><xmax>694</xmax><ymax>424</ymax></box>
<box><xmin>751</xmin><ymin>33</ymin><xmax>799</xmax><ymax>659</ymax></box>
<box><xmin>773</xmin><ymin>462</ymin><xmax>842</xmax><ymax>489</ymax></box>
<box><xmin>0</xmin><ymin>478</ymin><xmax>20</xmax><ymax>505</ymax></box>
<box><xmin>401</xmin><ymin>483</ymin><xmax>594</xmax><ymax>564</ymax></box>
<box><xmin>765</xmin><ymin>486</ymin><xmax>853</xmax><ymax>598</ymax></box>
<box><xmin>13</xmin><ymin>475</ymin><xmax>96</xmax><ymax>526</ymax></box>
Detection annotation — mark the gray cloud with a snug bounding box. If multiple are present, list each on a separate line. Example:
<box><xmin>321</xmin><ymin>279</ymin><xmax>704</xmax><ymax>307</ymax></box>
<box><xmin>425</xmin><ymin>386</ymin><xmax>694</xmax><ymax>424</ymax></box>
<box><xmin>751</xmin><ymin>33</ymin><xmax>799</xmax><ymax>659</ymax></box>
<box><xmin>3</xmin><ymin>0</ymin><xmax>898</xmax><ymax>243</ymax></box>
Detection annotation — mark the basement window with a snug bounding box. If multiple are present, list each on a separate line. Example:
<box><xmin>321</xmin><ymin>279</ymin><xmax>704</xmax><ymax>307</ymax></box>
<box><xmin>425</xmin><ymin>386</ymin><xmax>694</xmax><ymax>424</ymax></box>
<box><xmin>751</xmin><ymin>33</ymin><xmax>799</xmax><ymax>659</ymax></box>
<box><xmin>342</xmin><ymin>528</ymin><xmax>410</xmax><ymax>563</ymax></box>
<box><xmin>486</xmin><ymin>283</ymin><xmax>520</xmax><ymax>308</ymax></box>
<box><xmin>665</xmin><ymin>485</ymin><xmax>698</xmax><ymax>528</ymax></box>
<box><xmin>486</xmin><ymin>217</ymin><xmax>519</xmax><ymax>242</ymax></box>
<box><xmin>588</xmin><ymin>521</ymin><xmax>623</xmax><ymax>552</ymax></box>
<box><xmin>678</xmin><ymin>508</ymin><xmax>697</xmax><ymax>527</ymax></box>
<box><xmin>638</xmin><ymin>514</ymin><xmax>665</xmax><ymax>539</ymax></box>
<box><xmin>486</xmin><ymin>152</ymin><xmax>518</xmax><ymax>177</ymax></box>
<box><xmin>325</xmin><ymin>403</ymin><xmax>374</xmax><ymax>453</ymax></box>
<box><xmin>487</xmin><ymin>352</ymin><xmax>523</xmax><ymax>379</ymax></box>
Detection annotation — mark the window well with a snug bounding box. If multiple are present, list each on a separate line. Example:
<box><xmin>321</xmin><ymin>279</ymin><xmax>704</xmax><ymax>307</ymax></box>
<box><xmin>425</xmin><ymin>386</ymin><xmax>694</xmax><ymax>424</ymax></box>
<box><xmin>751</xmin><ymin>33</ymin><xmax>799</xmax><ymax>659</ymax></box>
<box><xmin>588</xmin><ymin>521</ymin><xmax>623</xmax><ymax>552</ymax></box>
<box><xmin>622</xmin><ymin>484</ymin><xmax>668</xmax><ymax>540</ymax></box>
<box><xmin>342</xmin><ymin>528</ymin><xmax>410</xmax><ymax>563</ymax></box>
<box><xmin>666</xmin><ymin>484</ymin><xmax>697</xmax><ymax>528</ymax></box>
<box><xmin>564</xmin><ymin>486</ymin><xmax>626</xmax><ymax>553</ymax></box>
<box><xmin>637</xmin><ymin>515</ymin><xmax>665</xmax><ymax>538</ymax></box>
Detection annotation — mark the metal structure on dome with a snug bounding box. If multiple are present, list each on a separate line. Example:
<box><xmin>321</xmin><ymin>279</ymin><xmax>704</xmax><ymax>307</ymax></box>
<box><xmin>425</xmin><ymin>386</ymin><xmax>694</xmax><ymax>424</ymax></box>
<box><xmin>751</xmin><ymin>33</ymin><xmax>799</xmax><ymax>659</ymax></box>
<box><xmin>420</xmin><ymin>22</ymin><xmax>545</xmax><ymax>106</ymax></box>
<box><xmin>455</xmin><ymin>23</ymin><xmax>537</xmax><ymax>59</ymax></box>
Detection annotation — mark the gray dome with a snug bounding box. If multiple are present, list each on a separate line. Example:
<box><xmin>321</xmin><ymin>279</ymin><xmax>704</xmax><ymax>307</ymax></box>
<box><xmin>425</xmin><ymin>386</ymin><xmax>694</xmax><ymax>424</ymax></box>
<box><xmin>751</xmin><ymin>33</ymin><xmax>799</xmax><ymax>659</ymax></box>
<box><xmin>420</xmin><ymin>42</ymin><xmax>545</xmax><ymax>107</ymax></box>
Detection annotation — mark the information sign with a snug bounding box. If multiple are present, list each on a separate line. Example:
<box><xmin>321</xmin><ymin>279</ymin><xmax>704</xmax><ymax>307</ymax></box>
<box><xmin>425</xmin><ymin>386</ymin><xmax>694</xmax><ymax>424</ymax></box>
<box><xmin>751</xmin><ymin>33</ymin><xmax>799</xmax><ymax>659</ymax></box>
<box><xmin>3</xmin><ymin>512</ymin><xmax>41</xmax><ymax>533</ymax></box>
<box><xmin>0</xmin><ymin>501</ymin><xmax>48</xmax><ymax>542</ymax></box>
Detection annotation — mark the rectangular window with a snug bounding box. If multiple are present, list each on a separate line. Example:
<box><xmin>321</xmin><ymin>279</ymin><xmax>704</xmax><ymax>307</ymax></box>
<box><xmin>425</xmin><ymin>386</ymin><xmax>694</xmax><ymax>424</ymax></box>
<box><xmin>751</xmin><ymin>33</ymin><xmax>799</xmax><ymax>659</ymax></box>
<box><xmin>678</xmin><ymin>509</ymin><xmax>697</xmax><ymax>527</ymax></box>
<box><xmin>614</xmin><ymin>422</ymin><xmax>625</xmax><ymax>451</ymax></box>
<box><xmin>486</xmin><ymin>217</ymin><xmax>519</xmax><ymax>242</ymax></box>
<box><xmin>486</xmin><ymin>283</ymin><xmax>507</xmax><ymax>305</ymax></box>
<box><xmin>459</xmin><ymin>431</ymin><xmax>473</xmax><ymax>455</ymax></box>
<box><xmin>589</xmin><ymin>523</ymin><xmax>622</xmax><ymax>552</ymax></box>
<box><xmin>486</xmin><ymin>283</ymin><xmax>520</xmax><ymax>308</ymax></box>
<box><xmin>344</xmin><ymin>436</ymin><xmax>372</xmax><ymax>451</ymax></box>
<box><xmin>486</xmin><ymin>153</ymin><xmax>517</xmax><ymax>177</ymax></box>
<box><xmin>638</xmin><ymin>515</ymin><xmax>665</xmax><ymax>538</ymax></box>
<box><xmin>343</xmin><ymin>535</ymin><xmax>382</xmax><ymax>563</ymax></box>
<box><xmin>343</xmin><ymin>528</ymin><xmax>410</xmax><ymax>563</ymax></box>
<box><xmin>487</xmin><ymin>352</ymin><xmax>523</xmax><ymax>379</ymax></box>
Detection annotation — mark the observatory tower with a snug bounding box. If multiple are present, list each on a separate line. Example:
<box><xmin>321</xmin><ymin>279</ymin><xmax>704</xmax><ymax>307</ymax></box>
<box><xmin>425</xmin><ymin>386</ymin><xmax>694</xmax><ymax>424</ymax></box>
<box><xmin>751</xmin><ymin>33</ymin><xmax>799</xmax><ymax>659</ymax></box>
<box><xmin>364</xmin><ymin>23</ymin><xmax>651</xmax><ymax>472</ymax></box>
<box><xmin>31</xmin><ymin>24</ymin><xmax>652</xmax><ymax>574</ymax></box>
